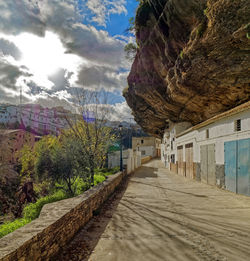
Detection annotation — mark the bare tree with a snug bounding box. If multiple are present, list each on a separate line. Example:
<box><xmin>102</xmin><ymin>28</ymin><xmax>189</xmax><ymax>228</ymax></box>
<box><xmin>64</xmin><ymin>89</ymin><xmax>115</xmax><ymax>185</ymax></box>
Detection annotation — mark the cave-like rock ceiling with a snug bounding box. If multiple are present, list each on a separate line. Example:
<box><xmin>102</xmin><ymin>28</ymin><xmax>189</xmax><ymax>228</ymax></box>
<box><xmin>124</xmin><ymin>0</ymin><xmax>250</xmax><ymax>137</ymax></box>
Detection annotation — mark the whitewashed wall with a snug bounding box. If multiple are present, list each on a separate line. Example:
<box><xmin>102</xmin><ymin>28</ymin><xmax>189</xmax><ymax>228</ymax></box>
<box><xmin>176</xmin><ymin>109</ymin><xmax>250</xmax><ymax>164</ymax></box>
<box><xmin>108</xmin><ymin>149</ymin><xmax>141</xmax><ymax>174</ymax></box>
<box><xmin>138</xmin><ymin>146</ymin><xmax>155</xmax><ymax>157</ymax></box>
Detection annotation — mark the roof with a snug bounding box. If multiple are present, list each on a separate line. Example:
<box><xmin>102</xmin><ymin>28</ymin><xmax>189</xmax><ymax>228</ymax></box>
<box><xmin>177</xmin><ymin>100</ymin><xmax>250</xmax><ymax>138</ymax></box>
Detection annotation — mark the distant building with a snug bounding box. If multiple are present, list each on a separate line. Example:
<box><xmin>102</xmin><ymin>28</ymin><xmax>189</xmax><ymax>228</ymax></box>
<box><xmin>161</xmin><ymin>101</ymin><xmax>250</xmax><ymax>196</ymax></box>
<box><xmin>132</xmin><ymin>136</ymin><xmax>161</xmax><ymax>157</ymax></box>
<box><xmin>0</xmin><ymin>129</ymin><xmax>37</xmax><ymax>165</ymax></box>
<box><xmin>0</xmin><ymin>104</ymin><xmax>74</xmax><ymax>136</ymax></box>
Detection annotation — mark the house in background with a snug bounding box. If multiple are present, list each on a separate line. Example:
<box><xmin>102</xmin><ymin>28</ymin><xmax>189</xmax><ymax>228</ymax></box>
<box><xmin>0</xmin><ymin>129</ymin><xmax>38</xmax><ymax>165</ymax></box>
<box><xmin>0</xmin><ymin>104</ymin><xmax>73</xmax><ymax>136</ymax></box>
<box><xmin>161</xmin><ymin>101</ymin><xmax>250</xmax><ymax>196</ymax></box>
<box><xmin>132</xmin><ymin>136</ymin><xmax>161</xmax><ymax>158</ymax></box>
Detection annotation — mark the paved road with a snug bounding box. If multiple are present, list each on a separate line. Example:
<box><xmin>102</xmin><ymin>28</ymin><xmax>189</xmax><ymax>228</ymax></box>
<box><xmin>57</xmin><ymin>160</ymin><xmax>250</xmax><ymax>261</ymax></box>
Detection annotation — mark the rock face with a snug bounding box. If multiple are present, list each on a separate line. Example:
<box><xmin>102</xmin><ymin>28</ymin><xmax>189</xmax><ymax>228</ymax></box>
<box><xmin>124</xmin><ymin>0</ymin><xmax>250</xmax><ymax>137</ymax></box>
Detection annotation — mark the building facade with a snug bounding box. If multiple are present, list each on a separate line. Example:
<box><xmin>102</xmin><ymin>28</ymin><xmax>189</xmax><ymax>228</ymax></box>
<box><xmin>161</xmin><ymin>101</ymin><xmax>250</xmax><ymax>196</ymax></box>
<box><xmin>0</xmin><ymin>104</ymin><xmax>72</xmax><ymax>136</ymax></box>
<box><xmin>132</xmin><ymin>136</ymin><xmax>161</xmax><ymax>157</ymax></box>
<box><xmin>0</xmin><ymin>129</ymin><xmax>37</xmax><ymax>165</ymax></box>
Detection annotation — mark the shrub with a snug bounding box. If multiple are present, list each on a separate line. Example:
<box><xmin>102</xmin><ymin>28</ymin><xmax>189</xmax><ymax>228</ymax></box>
<box><xmin>0</xmin><ymin>190</ymin><xmax>68</xmax><ymax>238</ymax></box>
<box><xmin>0</xmin><ymin>167</ymin><xmax>119</xmax><ymax>238</ymax></box>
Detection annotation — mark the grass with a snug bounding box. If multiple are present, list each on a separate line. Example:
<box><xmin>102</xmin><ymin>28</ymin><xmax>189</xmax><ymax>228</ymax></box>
<box><xmin>0</xmin><ymin>190</ymin><xmax>68</xmax><ymax>238</ymax></box>
<box><xmin>0</xmin><ymin>167</ymin><xmax>119</xmax><ymax>239</ymax></box>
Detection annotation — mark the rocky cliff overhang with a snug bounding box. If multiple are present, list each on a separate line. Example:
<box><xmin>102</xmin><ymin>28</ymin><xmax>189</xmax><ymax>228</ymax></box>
<box><xmin>124</xmin><ymin>0</ymin><xmax>250</xmax><ymax>138</ymax></box>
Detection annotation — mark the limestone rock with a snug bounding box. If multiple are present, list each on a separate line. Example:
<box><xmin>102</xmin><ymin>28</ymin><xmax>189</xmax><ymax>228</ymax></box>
<box><xmin>124</xmin><ymin>0</ymin><xmax>250</xmax><ymax>137</ymax></box>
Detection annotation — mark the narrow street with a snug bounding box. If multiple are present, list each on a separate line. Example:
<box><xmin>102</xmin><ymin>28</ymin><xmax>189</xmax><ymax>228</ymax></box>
<box><xmin>55</xmin><ymin>160</ymin><xmax>250</xmax><ymax>261</ymax></box>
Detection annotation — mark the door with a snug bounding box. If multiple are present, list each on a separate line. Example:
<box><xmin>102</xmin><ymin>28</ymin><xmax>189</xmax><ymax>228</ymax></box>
<box><xmin>225</xmin><ymin>138</ymin><xmax>250</xmax><ymax>196</ymax></box>
<box><xmin>177</xmin><ymin>146</ymin><xmax>185</xmax><ymax>176</ymax></box>
<box><xmin>225</xmin><ymin>141</ymin><xmax>237</xmax><ymax>193</ymax></box>
<box><xmin>200</xmin><ymin>145</ymin><xmax>208</xmax><ymax>183</ymax></box>
<box><xmin>238</xmin><ymin>139</ymin><xmax>250</xmax><ymax>195</ymax></box>
<box><xmin>185</xmin><ymin>143</ymin><xmax>194</xmax><ymax>179</ymax></box>
<box><xmin>200</xmin><ymin>144</ymin><xmax>216</xmax><ymax>185</ymax></box>
<box><xmin>207</xmin><ymin>144</ymin><xmax>216</xmax><ymax>185</ymax></box>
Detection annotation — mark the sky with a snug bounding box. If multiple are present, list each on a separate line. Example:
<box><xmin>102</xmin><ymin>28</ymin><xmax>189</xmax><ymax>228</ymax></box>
<box><xmin>0</xmin><ymin>0</ymin><xmax>139</xmax><ymax>122</ymax></box>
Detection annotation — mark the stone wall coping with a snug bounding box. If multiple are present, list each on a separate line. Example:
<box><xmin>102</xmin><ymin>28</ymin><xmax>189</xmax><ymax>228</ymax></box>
<box><xmin>0</xmin><ymin>171</ymin><xmax>123</xmax><ymax>260</ymax></box>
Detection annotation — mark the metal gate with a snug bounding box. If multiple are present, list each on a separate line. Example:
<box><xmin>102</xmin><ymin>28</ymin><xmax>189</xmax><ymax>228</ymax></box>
<box><xmin>200</xmin><ymin>144</ymin><xmax>216</xmax><ymax>185</ymax></box>
<box><xmin>225</xmin><ymin>138</ymin><xmax>250</xmax><ymax>196</ymax></box>
<box><xmin>185</xmin><ymin>143</ymin><xmax>194</xmax><ymax>179</ymax></box>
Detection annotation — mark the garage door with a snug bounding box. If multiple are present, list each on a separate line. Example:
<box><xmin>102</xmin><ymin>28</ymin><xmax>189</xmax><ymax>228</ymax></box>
<box><xmin>200</xmin><ymin>144</ymin><xmax>216</xmax><ymax>185</ymax></box>
<box><xmin>177</xmin><ymin>145</ymin><xmax>185</xmax><ymax>176</ymax></box>
<box><xmin>225</xmin><ymin>138</ymin><xmax>250</xmax><ymax>196</ymax></box>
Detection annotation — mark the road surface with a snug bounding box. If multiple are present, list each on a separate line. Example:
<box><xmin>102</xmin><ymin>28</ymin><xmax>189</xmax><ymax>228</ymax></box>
<box><xmin>55</xmin><ymin>160</ymin><xmax>250</xmax><ymax>261</ymax></box>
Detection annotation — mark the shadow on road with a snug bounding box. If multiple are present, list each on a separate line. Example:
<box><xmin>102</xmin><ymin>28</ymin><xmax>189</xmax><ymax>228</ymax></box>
<box><xmin>50</xmin><ymin>174</ymin><xmax>131</xmax><ymax>261</ymax></box>
<box><xmin>133</xmin><ymin>166</ymin><xmax>158</xmax><ymax>178</ymax></box>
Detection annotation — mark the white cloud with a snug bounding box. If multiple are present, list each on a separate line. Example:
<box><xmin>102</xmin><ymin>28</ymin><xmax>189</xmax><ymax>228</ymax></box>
<box><xmin>108</xmin><ymin>101</ymin><xmax>133</xmax><ymax>122</ymax></box>
<box><xmin>0</xmin><ymin>0</ymin><xmax>134</xmax><ymax>122</ymax></box>
<box><xmin>76</xmin><ymin>65</ymin><xmax>128</xmax><ymax>92</ymax></box>
<box><xmin>85</xmin><ymin>0</ymin><xmax>127</xmax><ymax>27</ymax></box>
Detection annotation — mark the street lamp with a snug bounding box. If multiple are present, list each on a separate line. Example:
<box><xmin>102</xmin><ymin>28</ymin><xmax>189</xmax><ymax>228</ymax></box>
<box><xmin>119</xmin><ymin>124</ymin><xmax>123</xmax><ymax>171</ymax></box>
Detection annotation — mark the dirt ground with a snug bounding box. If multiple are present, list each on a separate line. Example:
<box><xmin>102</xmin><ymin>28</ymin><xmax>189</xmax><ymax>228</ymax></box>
<box><xmin>53</xmin><ymin>160</ymin><xmax>250</xmax><ymax>261</ymax></box>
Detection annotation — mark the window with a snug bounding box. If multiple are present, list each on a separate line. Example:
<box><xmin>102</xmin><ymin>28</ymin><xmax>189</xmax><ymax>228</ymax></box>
<box><xmin>170</xmin><ymin>154</ymin><xmax>175</xmax><ymax>163</ymax></box>
<box><xmin>141</xmin><ymin>139</ymin><xmax>144</xmax><ymax>144</ymax></box>
<box><xmin>141</xmin><ymin>150</ymin><xmax>146</xmax><ymax>156</ymax></box>
<box><xmin>206</xmin><ymin>129</ymin><xmax>209</xmax><ymax>139</ymax></box>
<box><xmin>234</xmin><ymin>119</ymin><xmax>241</xmax><ymax>132</ymax></box>
<box><xmin>171</xmin><ymin>140</ymin><xmax>173</xmax><ymax>150</ymax></box>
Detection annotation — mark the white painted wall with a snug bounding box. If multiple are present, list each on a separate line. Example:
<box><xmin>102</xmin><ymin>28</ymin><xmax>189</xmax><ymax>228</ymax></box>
<box><xmin>108</xmin><ymin>149</ymin><xmax>141</xmax><ymax>174</ymax></box>
<box><xmin>161</xmin><ymin>121</ymin><xmax>192</xmax><ymax>168</ymax></box>
<box><xmin>176</xmin><ymin>109</ymin><xmax>250</xmax><ymax>164</ymax></box>
<box><xmin>138</xmin><ymin>146</ymin><xmax>155</xmax><ymax>157</ymax></box>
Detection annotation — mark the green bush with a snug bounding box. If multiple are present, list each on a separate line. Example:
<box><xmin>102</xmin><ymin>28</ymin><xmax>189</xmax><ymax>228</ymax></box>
<box><xmin>94</xmin><ymin>175</ymin><xmax>106</xmax><ymax>186</ymax></box>
<box><xmin>0</xmin><ymin>167</ymin><xmax>119</xmax><ymax>238</ymax></box>
<box><xmin>23</xmin><ymin>190</ymin><xmax>68</xmax><ymax>220</ymax></box>
<box><xmin>0</xmin><ymin>190</ymin><xmax>68</xmax><ymax>238</ymax></box>
<box><xmin>0</xmin><ymin>218</ymin><xmax>29</xmax><ymax>239</ymax></box>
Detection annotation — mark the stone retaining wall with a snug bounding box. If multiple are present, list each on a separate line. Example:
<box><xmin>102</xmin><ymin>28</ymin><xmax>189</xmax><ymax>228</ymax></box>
<box><xmin>0</xmin><ymin>172</ymin><xmax>125</xmax><ymax>261</ymax></box>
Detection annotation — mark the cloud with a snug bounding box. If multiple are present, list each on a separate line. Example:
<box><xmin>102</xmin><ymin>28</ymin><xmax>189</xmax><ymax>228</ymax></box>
<box><xmin>76</xmin><ymin>65</ymin><xmax>128</xmax><ymax>91</ymax></box>
<box><xmin>48</xmin><ymin>69</ymin><xmax>71</xmax><ymax>92</ymax></box>
<box><xmin>0</xmin><ymin>38</ymin><xmax>22</xmax><ymax>60</ymax></box>
<box><xmin>0</xmin><ymin>0</ymin><xmax>134</xmax><ymax>122</ymax></box>
<box><xmin>108</xmin><ymin>101</ymin><xmax>134</xmax><ymax>122</ymax></box>
<box><xmin>61</xmin><ymin>23</ymin><xmax>128</xmax><ymax>68</ymax></box>
<box><xmin>0</xmin><ymin>59</ymin><xmax>24</xmax><ymax>93</ymax></box>
<box><xmin>84</xmin><ymin>0</ymin><xmax>127</xmax><ymax>27</ymax></box>
<box><xmin>0</xmin><ymin>0</ymin><xmax>45</xmax><ymax>36</ymax></box>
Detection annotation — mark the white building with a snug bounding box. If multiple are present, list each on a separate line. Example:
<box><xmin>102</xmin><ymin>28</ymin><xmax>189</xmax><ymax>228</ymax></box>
<box><xmin>161</xmin><ymin>101</ymin><xmax>250</xmax><ymax>196</ymax></box>
<box><xmin>0</xmin><ymin>104</ymin><xmax>71</xmax><ymax>135</ymax></box>
<box><xmin>132</xmin><ymin>136</ymin><xmax>161</xmax><ymax>158</ymax></box>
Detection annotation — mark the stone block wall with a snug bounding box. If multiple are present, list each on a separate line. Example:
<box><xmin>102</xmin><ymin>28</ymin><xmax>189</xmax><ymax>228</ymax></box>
<box><xmin>0</xmin><ymin>172</ymin><xmax>125</xmax><ymax>261</ymax></box>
